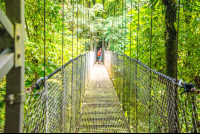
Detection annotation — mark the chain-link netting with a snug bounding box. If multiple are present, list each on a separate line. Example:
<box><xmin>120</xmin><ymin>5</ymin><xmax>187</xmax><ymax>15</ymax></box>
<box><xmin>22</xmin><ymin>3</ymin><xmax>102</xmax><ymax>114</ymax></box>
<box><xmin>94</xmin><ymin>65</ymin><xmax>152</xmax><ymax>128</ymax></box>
<box><xmin>23</xmin><ymin>51</ymin><xmax>96</xmax><ymax>133</ymax></box>
<box><xmin>104</xmin><ymin>51</ymin><xmax>199</xmax><ymax>133</ymax></box>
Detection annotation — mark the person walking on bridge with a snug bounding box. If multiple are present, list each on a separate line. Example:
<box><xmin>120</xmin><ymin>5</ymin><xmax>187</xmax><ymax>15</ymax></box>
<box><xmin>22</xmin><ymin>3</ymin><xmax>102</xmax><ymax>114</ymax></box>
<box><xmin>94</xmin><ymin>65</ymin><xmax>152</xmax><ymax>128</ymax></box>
<box><xmin>97</xmin><ymin>48</ymin><xmax>102</xmax><ymax>64</ymax></box>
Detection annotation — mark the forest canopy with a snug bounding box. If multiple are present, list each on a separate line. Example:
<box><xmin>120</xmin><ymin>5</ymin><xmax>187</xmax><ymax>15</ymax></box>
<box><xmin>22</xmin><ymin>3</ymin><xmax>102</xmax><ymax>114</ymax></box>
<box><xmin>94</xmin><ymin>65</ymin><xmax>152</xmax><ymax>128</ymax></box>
<box><xmin>0</xmin><ymin>0</ymin><xmax>199</xmax><ymax>89</ymax></box>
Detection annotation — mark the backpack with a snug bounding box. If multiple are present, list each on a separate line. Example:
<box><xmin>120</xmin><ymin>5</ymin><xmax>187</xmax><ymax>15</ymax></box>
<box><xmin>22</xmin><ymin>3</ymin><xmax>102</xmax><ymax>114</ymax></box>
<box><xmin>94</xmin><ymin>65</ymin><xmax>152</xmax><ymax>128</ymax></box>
<box><xmin>97</xmin><ymin>51</ymin><xmax>101</xmax><ymax>56</ymax></box>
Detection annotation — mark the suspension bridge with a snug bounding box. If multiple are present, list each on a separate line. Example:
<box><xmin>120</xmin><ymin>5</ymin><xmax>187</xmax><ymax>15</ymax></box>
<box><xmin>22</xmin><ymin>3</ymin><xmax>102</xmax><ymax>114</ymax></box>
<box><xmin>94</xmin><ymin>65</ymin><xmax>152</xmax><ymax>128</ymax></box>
<box><xmin>0</xmin><ymin>0</ymin><xmax>199</xmax><ymax>133</ymax></box>
<box><xmin>1</xmin><ymin>50</ymin><xmax>200</xmax><ymax>133</ymax></box>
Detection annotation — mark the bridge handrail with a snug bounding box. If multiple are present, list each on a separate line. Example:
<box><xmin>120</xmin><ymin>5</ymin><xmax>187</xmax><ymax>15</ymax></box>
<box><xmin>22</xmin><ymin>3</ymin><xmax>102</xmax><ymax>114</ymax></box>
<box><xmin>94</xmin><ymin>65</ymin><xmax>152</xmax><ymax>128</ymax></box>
<box><xmin>104</xmin><ymin>51</ymin><xmax>199</xmax><ymax>133</ymax></box>
<box><xmin>104</xmin><ymin>50</ymin><xmax>197</xmax><ymax>87</ymax></box>
<box><xmin>22</xmin><ymin>51</ymin><xmax>96</xmax><ymax>133</ymax></box>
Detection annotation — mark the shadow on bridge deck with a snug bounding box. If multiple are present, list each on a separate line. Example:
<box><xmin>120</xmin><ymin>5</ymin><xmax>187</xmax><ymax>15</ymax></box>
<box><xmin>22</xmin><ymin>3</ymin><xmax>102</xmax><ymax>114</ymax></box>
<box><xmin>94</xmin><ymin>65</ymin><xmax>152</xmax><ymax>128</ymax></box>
<box><xmin>76</xmin><ymin>64</ymin><xmax>130</xmax><ymax>133</ymax></box>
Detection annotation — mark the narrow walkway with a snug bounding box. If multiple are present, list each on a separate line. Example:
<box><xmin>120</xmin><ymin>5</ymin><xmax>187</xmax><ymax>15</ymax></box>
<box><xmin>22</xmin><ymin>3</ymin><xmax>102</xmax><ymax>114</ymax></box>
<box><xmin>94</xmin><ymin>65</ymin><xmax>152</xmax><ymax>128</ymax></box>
<box><xmin>76</xmin><ymin>64</ymin><xmax>130</xmax><ymax>133</ymax></box>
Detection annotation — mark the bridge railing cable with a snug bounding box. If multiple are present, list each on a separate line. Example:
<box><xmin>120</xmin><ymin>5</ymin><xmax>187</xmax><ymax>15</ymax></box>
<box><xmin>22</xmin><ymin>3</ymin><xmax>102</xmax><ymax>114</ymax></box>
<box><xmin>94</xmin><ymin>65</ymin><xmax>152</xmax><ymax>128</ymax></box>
<box><xmin>23</xmin><ymin>51</ymin><xmax>96</xmax><ymax>133</ymax></box>
<box><xmin>104</xmin><ymin>51</ymin><xmax>199</xmax><ymax>133</ymax></box>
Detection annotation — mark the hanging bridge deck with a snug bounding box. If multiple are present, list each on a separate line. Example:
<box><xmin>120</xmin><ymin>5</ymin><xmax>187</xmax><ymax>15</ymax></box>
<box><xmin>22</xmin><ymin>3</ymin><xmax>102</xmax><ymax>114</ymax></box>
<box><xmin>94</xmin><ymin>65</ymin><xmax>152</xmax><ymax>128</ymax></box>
<box><xmin>76</xmin><ymin>64</ymin><xmax>130</xmax><ymax>133</ymax></box>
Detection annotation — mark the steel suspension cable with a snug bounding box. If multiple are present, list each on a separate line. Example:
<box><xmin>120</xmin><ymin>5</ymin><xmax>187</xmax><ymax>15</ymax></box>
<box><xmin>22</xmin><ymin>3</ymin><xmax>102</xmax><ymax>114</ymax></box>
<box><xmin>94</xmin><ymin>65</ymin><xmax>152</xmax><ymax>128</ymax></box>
<box><xmin>175</xmin><ymin>0</ymin><xmax>181</xmax><ymax>132</ymax></box>
<box><xmin>61</xmin><ymin>0</ymin><xmax>65</xmax><ymax>132</ymax></box>
<box><xmin>82</xmin><ymin>0</ymin><xmax>84</xmax><ymax>55</ymax></box>
<box><xmin>43</xmin><ymin>0</ymin><xmax>46</xmax><ymax>87</ymax></box>
<box><xmin>43</xmin><ymin>0</ymin><xmax>47</xmax><ymax>132</ymax></box>
<box><xmin>117</xmin><ymin>2</ymin><xmax>118</xmax><ymax>52</ymax></box>
<box><xmin>62</xmin><ymin>0</ymin><xmax>64</xmax><ymax>87</ymax></box>
<box><xmin>111</xmin><ymin>2</ymin><xmax>115</xmax><ymax>52</ymax></box>
<box><xmin>81</xmin><ymin>0</ymin><xmax>83</xmax><ymax>55</ymax></box>
<box><xmin>176</xmin><ymin>0</ymin><xmax>180</xmax><ymax>82</ymax></box>
<box><xmin>83</xmin><ymin>0</ymin><xmax>85</xmax><ymax>52</ymax></box>
<box><xmin>118</xmin><ymin>1</ymin><xmax>120</xmax><ymax>53</ymax></box>
<box><xmin>115</xmin><ymin>2</ymin><xmax>118</xmax><ymax>52</ymax></box>
<box><xmin>77</xmin><ymin>0</ymin><xmax>79</xmax><ymax>56</ymax></box>
<box><xmin>102</xmin><ymin>1</ymin><xmax>104</xmax><ymax>52</ymax></box>
<box><xmin>150</xmin><ymin>2</ymin><xmax>153</xmax><ymax>85</ymax></box>
<box><xmin>123</xmin><ymin>0</ymin><xmax>126</xmax><ymax>121</ymax></box>
<box><xmin>124</xmin><ymin>0</ymin><xmax>126</xmax><ymax>54</ymax></box>
<box><xmin>72</xmin><ymin>0</ymin><xmax>74</xmax><ymax>71</ymax></box>
<box><xmin>114</xmin><ymin>3</ymin><xmax>116</xmax><ymax>51</ymax></box>
<box><xmin>149</xmin><ymin>0</ymin><xmax>153</xmax><ymax>132</ymax></box>
<box><xmin>137</xmin><ymin>1</ymin><xmax>139</xmax><ymax>61</ymax></box>
<box><xmin>130</xmin><ymin>0</ymin><xmax>132</xmax><ymax>58</ymax></box>
<box><xmin>76</xmin><ymin>0</ymin><xmax>80</xmax><ymax>126</ymax></box>
<box><xmin>121</xmin><ymin>0</ymin><xmax>123</xmax><ymax>54</ymax></box>
<box><xmin>71</xmin><ymin>0</ymin><xmax>75</xmax><ymax>131</ymax></box>
<box><xmin>128</xmin><ymin>0</ymin><xmax>133</xmax><ymax>125</ymax></box>
<box><xmin>88</xmin><ymin>1</ymin><xmax>91</xmax><ymax>51</ymax></box>
<box><xmin>136</xmin><ymin>0</ymin><xmax>140</xmax><ymax>133</ymax></box>
<box><xmin>116</xmin><ymin>0</ymin><xmax>119</xmax><ymax>98</ymax></box>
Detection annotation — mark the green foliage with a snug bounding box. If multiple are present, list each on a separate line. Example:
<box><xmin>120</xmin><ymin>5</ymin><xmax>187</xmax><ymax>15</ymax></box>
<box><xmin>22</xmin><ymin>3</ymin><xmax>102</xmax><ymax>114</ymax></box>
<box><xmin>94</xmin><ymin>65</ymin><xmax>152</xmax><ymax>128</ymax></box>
<box><xmin>0</xmin><ymin>78</ymin><xmax>5</xmax><ymax>133</ymax></box>
<box><xmin>0</xmin><ymin>0</ymin><xmax>199</xmax><ymax>132</ymax></box>
<box><xmin>101</xmin><ymin>0</ymin><xmax>200</xmax><ymax>84</ymax></box>
<box><xmin>24</xmin><ymin>0</ymin><xmax>89</xmax><ymax>87</ymax></box>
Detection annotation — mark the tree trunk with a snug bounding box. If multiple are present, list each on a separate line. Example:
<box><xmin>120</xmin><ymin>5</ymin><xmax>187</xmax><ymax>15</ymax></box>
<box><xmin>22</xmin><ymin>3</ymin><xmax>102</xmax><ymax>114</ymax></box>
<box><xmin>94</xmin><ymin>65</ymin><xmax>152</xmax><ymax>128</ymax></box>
<box><xmin>103</xmin><ymin>0</ymin><xmax>104</xmax><ymax>9</ymax></box>
<box><xmin>93</xmin><ymin>0</ymin><xmax>95</xmax><ymax>6</ymax></box>
<box><xmin>163</xmin><ymin>0</ymin><xmax>177</xmax><ymax>78</ymax></box>
<box><xmin>87</xmin><ymin>0</ymin><xmax>90</xmax><ymax>8</ymax></box>
<box><xmin>163</xmin><ymin>0</ymin><xmax>179</xmax><ymax>133</ymax></box>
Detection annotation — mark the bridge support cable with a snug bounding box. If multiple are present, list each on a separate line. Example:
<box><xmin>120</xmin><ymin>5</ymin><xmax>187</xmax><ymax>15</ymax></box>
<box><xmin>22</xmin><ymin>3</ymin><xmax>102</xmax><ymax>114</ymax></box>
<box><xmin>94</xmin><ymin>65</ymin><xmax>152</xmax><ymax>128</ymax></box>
<box><xmin>44</xmin><ymin>0</ymin><xmax>48</xmax><ymax>133</ymax></box>
<box><xmin>149</xmin><ymin>0</ymin><xmax>153</xmax><ymax>133</ymax></box>
<box><xmin>136</xmin><ymin>0</ymin><xmax>140</xmax><ymax>133</ymax></box>
<box><xmin>61</xmin><ymin>0</ymin><xmax>65</xmax><ymax>132</ymax></box>
<box><xmin>174</xmin><ymin>0</ymin><xmax>181</xmax><ymax>133</ymax></box>
<box><xmin>71</xmin><ymin>0</ymin><xmax>75</xmax><ymax>132</ymax></box>
<box><xmin>130</xmin><ymin>0</ymin><xmax>132</xmax><ymax>58</ymax></box>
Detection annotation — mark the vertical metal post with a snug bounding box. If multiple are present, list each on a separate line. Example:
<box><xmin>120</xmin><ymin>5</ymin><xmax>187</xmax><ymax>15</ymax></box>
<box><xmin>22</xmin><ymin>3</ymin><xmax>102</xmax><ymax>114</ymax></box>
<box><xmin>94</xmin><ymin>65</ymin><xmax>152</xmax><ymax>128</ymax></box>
<box><xmin>102</xmin><ymin>37</ymin><xmax>104</xmax><ymax>64</ymax></box>
<box><xmin>175</xmin><ymin>0</ymin><xmax>181</xmax><ymax>132</ymax></box>
<box><xmin>117</xmin><ymin>54</ymin><xmax>119</xmax><ymax>98</ymax></box>
<box><xmin>89</xmin><ymin>52</ymin><xmax>90</xmax><ymax>78</ymax></box>
<box><xmin>4</xmin><ymin>0</ymin><xmax>25</xmax><ymax>133</ymax></box>
<box><xmin>85</xmin><ymin>54</ymin><xmax>87</xmax><ymax>89</ymax></box>
<box><xmin>61</xmin><ymin>0</ymin><xmax>65</xmax><ymax>132</ymax></box>
<box><xmin>121</xmin><ymin>0</ymin><xmax>123</xmax><ymax>54</ymax></box>
<box><xmin>122</xmin><ymin>55</ymin><xmax>125</xmax><ymax>110</ymax></box>
<box><xmin>77</xmin><ymin>0</ymin><xmax>79</xmax><ymax>57</ymax></box>
<box><xmin>71</xmin><ymin>0</ymin><xmax>75</xmax><ymax>131</ymax></box>
<box><xmin>63</xmin><ymin>70</ymin><xmax>66</xmax><ymax>133</ymax></box>
<box><xmin>43</xmin><ymin>0</ymin><xmax>47</xmax><ymax>132</ymax></box>
<box><xmin>75</xmin><ymin>61</ymin><xmax>78</xmax><ymax>128</ymax></box>
<box><xmin>136</xmin><ymin>0</ymin><xmax>140</xmax><ymax>132</ymax></box>
<box><xmin>80</xmin><ymin>55</ymin><xmax>83</xmax><ymax>100</ymax></box>
<box><xmin>130</xmin><ymin>0</ymin><xmax>132</xmax><ymax>58</ymax></box>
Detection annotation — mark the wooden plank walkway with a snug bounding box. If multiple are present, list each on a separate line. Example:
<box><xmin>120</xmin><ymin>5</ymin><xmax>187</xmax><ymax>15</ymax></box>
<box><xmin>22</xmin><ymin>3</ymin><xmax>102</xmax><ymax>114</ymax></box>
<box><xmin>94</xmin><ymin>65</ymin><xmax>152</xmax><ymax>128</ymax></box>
<box><xmin>76</xmin><ymin>64</ymin><xmax>130</xmax><ymax>133</ymax></box>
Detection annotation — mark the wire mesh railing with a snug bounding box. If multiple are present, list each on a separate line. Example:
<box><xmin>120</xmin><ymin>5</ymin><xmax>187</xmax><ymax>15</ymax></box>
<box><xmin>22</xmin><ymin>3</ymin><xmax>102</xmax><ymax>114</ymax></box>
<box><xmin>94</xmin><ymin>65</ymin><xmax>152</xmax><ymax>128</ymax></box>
<box><xmin>23</xmin><ymin>51</ymin><xmax>96</xmax><ymax>133</ymax></box>
<box><xmin>104</xmin><ymin>51</ymin><xmax>200</xmax><ymax>133</ymax></box>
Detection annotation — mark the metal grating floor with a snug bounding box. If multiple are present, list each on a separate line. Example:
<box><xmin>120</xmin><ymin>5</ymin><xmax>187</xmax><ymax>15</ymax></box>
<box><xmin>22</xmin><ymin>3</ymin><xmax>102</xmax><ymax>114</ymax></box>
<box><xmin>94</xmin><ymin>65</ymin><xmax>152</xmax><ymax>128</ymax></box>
<box><xmin>76</xmin><ymin>64</ymin><xmax>130</xmax><ymax>133</ymax></box>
